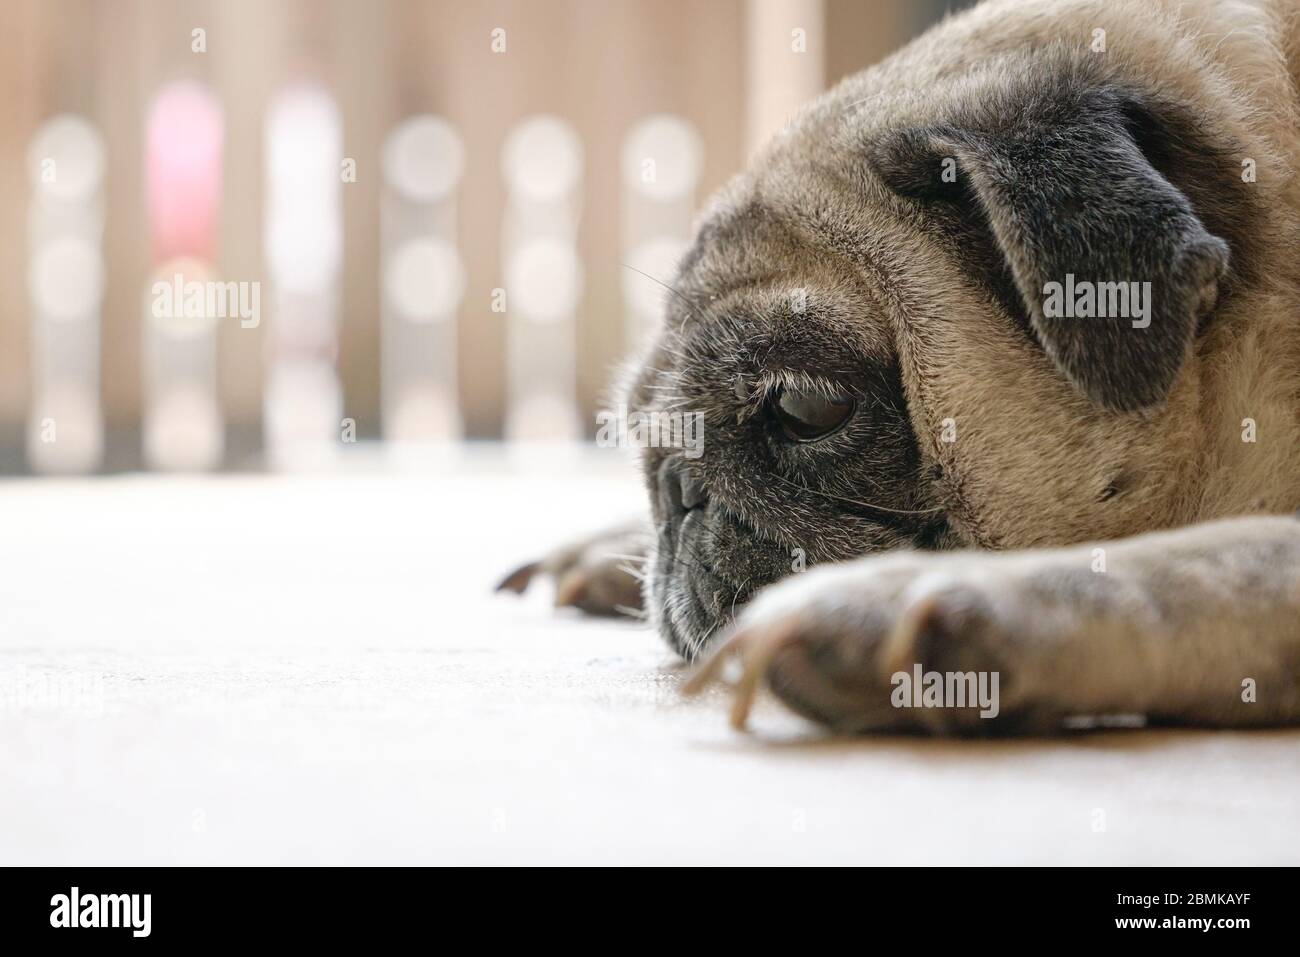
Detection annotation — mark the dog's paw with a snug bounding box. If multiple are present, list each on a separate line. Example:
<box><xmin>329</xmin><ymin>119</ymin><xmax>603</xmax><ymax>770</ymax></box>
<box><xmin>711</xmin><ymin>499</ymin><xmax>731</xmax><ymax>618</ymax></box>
<box><xmin>496</xmin><ymin>520</ymin><xmax>650</xmax><ymax>618</ymax></box>
<box><xmin>684</xmin><ymin>555</ymin><xmax>1050</xmax><ymax>735</ymax></box>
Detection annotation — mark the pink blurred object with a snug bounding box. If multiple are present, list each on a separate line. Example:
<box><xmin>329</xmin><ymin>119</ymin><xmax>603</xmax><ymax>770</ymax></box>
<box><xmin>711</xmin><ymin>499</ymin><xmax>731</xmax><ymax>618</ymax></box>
<box><xmin>146</xmin><ymin>81</ymin><xmax>223</xmax><ymax>262</ymax></box>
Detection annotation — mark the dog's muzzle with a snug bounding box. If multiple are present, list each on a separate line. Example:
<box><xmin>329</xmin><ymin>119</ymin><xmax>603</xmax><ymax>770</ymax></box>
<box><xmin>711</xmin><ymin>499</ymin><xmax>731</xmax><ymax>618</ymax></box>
<box><xmin>651</xmin><ymin>457</ymin><xmax>783</xmax><ymax>660</ymax></box>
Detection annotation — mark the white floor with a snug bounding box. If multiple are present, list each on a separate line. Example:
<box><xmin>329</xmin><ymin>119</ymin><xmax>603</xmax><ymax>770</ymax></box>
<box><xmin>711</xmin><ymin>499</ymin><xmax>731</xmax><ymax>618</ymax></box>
<box><xmin>2</xmin><ymin>452</ymin><xmax>1297</xmax><ymax>865</ymax></box>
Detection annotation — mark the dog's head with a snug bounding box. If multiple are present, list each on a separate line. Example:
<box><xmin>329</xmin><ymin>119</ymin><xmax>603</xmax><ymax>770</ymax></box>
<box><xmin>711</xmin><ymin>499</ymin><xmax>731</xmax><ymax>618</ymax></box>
<box><xmin>629</xmin><ymin>40</ymin><xmax>1260</xmax><ymax>659</ymax></box>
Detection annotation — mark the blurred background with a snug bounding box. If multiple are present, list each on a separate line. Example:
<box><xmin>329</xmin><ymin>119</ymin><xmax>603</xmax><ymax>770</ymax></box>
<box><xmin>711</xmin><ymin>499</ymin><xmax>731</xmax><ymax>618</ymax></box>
<box><xmin>0</xmin><ymin>0</ymin><xmax>972</xmax><ymax>476</ymax></box>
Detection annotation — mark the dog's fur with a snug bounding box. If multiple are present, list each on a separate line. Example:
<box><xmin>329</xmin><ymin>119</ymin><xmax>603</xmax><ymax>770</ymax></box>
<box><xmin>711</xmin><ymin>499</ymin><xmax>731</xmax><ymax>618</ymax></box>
<box><xmin>505</xmin><ymin>0</ymin><xmax>1300</xmax><ymax>734</ymax></box>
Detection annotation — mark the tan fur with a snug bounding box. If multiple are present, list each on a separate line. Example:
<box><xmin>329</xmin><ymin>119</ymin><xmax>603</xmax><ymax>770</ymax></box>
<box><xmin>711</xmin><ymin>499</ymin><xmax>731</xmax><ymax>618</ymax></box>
<box><xmin>750</xmin><ymin>0</ymin><xmax>1300</xmax><ymax>549</ymax></box>
<box><xmin>677</xmin><ymin>0</ymin><xmax>1300</xmax><ymax>733</ymax></box>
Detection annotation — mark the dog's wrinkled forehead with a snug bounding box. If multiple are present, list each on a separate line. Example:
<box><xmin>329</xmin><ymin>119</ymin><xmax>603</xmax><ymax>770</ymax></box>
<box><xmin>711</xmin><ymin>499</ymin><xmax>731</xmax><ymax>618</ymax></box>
<box><xmin>628</xmin><ymin>195</ymin><xmax>893</xmax><ymax>420</ymax></box>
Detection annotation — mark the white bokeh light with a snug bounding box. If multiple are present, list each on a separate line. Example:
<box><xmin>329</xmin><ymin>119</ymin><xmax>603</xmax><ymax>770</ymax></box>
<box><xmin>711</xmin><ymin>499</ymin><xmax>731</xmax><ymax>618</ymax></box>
<box><xmin>265</xmin><ymin>85</ymin><xmax>342</xmax><ymax>293</ymax></box>
<box><xmin>265</xmin><ymin>216</ymin><xmax>343</xmax><ymax>294</ymax></box>
<box><xmin>266</xmin><ymin>86</ymin><xmax>341</xmax><ymax>212</ymax></box>
<box><xmin>507</xmin><ymin>239</ymin><xmax>583</xmax><ymax>322</ymax></box>
<box><xmin>27</xmin><ymin>383</ymin><xmax>103</xmax><ymax>474</ymax></box>
<box><xmin>264</xmin><ymin>360</ymin><xmax>345</xmax><ymax>469</ymax></box>
<box><xmin>389</xmin><ymin>384</ymin><xmax>458</xmax><ymax>442</ymax></box>
<box><xmin>145</xmin><ymin>384</ymin><xmax>224</xmax><ymax>472</ymax></box>
<box><xmin>28</xmin><ymin>114</ymin><xmax>105</xmax><ymax>204</ymax></box>
<box><xmin>622</xmin><ymin>114</ymin><xmax>703</xmax><ymax>201</ymax></box>
<box><xmin>29</xmin><ymin>236</ymin><xmax>104</xmax><ymax>321</ymax></box>
<box><xmin>502</xmin><ymin>116</ymin><xmax>583</xmax><ymax>203</ymax></box>
<box><xmin>384</xmin><ymin>115</ymin><xmax>464</xmax><ymax>203</ymax></box>
<box><xmin>384</xmin><ymin>238</ymin><xmax>463</xmax><ymax>323</ymax></box>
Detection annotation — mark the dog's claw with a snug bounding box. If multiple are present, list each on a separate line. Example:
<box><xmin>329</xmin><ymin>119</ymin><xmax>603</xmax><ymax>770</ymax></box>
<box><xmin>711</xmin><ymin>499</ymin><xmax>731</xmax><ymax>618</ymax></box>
<box><xmin>495</xmin><ymin>561</ymin><xmax>541</xmax><ymax>595</ymax></box>
<box><xmin>682</xmin><ymin>619</ymin><xmax>803</xmax><ymax>730</ymax></box>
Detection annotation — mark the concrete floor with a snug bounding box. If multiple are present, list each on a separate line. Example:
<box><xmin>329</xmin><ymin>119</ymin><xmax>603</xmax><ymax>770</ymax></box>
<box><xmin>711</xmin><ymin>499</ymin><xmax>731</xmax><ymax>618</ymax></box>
<box><xmin>2</xmin><ymin>456</ymin><xmax>1297</xmax><ymax>864</ymax></box>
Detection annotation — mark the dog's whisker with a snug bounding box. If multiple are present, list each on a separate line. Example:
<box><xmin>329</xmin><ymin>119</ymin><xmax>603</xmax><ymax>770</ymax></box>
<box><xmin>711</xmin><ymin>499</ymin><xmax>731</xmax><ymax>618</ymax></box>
<box><xmin>730</xmin><ymin>578</ymin><xmax>751</xmax><ymax>620</ymax></box>
<box><xmin>773</xmin><ymin>473</ymin><xmax>945</xmax><ymax>517</ymax></box>
<box><xmin>620</xmin><ymin>263</ymin><xmax>719</xmax><ymax>331</ymax></box>
<box><xmin>618</xmin><ymin>563</ymin><xmax>649</xmax><ymax>585</ymax></box>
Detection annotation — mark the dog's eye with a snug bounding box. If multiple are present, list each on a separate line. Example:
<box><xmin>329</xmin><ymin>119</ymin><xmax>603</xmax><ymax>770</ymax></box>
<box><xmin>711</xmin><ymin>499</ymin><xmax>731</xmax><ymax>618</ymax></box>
<box><xmin>769</xmin><ymin>387</ymin><xmax>856</xmax><ymax>442</ymax></box>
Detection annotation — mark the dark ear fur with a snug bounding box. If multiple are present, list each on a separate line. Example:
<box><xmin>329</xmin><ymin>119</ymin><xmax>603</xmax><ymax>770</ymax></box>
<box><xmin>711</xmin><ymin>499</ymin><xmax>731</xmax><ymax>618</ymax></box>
<box><xmin>875</xmin><ymin>87</ymin><xmax>1230</xmax><ymax>412</ymax></box>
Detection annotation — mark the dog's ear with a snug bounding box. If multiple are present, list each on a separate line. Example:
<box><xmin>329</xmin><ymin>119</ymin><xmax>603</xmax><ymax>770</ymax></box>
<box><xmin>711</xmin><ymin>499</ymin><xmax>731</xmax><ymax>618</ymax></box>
<box><xmin>874</xmin><ymin>97</ymin><xmax>1230</xmax><ymax>411</ymax></box>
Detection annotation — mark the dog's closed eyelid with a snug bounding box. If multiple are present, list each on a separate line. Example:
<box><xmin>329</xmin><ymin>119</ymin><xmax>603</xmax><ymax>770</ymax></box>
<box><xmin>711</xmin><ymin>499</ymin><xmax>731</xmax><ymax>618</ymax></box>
<box><xmin>752</xmin><ymin>368</ymin><xmax>859</xmax><ymax>401</ymax></box>
<box><xmin>769</xmin><ymin>388</ymin><xmax>857</xmax><ymax>443</ymax></box>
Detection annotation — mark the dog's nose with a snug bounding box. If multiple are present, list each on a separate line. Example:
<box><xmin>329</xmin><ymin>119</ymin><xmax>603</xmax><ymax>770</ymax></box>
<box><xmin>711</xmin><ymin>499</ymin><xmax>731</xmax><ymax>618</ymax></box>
<box><xmin>659</xmin><ymin>458</ymin><xmax>708</xmax><ymax>517</ymax></box>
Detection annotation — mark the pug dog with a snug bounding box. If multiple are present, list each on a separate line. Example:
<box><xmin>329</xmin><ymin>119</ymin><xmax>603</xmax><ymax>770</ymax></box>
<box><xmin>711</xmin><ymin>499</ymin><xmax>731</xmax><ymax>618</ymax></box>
<box><xmin>501</xmin><ymin>0</ymin><xmax>1300</xmax><ymax>734</ymax></box>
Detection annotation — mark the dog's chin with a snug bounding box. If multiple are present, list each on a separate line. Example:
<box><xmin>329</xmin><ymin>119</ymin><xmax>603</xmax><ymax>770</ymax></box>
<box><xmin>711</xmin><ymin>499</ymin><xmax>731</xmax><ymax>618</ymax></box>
<box><xmin>660</xmin><ymin>593</ymin><xmax>713</xmax><ymax>662</ymax></box>
<box><xmin>647</xmin><ymin>507</ymin><xmax>813</xmax><ymax>661</ymax></box>
<box><xmin>657</xmin><ymin>580</ymin><xmax>738</xmax><ymax>662</ymax></box>
<box><xmin>649</xmin><ymin>548</ymin><xmax>750</xmax><ymax>662</ymax></box>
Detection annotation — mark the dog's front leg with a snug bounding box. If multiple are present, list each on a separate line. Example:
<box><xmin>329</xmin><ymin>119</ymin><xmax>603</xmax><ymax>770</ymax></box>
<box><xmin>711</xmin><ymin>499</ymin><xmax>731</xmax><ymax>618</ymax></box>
<box><xmin>686</xmin><ymin>515</ymin><xmax>1300</xmax><ymax>734</ymax></box>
